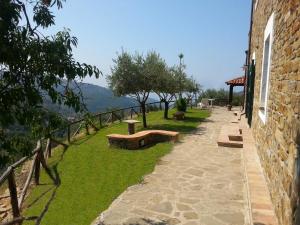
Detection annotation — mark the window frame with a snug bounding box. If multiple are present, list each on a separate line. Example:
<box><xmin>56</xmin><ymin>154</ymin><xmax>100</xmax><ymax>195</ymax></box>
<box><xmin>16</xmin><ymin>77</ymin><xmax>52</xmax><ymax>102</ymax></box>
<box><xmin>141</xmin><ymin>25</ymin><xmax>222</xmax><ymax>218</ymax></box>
<box><xmin>254</xmin><ymin>0</ymin><xmax>259</xmax><ymax>10</ymax></box>
<box><xmin>259</xmin><ymin>13</ymin><xmax>274</xmax><ymax>124</ymax></box>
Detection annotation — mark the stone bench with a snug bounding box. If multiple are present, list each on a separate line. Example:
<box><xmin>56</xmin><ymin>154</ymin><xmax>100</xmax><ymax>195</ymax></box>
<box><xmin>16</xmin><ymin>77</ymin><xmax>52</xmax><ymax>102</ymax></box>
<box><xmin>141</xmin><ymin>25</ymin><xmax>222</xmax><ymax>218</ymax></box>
<box><xmin>107</xmin><ymin>130</ymin><xmax>179</xmax><ymax>150</ymax></box>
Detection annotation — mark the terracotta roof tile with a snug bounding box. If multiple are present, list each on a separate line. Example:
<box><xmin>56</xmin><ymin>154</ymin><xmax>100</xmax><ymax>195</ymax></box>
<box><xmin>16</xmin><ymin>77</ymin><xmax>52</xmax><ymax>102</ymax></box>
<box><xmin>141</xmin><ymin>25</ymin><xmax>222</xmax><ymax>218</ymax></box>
<box><xmin>225</xmin><ymin>76</ymin><xmax>245</xmax><ymax>85</ymax></box>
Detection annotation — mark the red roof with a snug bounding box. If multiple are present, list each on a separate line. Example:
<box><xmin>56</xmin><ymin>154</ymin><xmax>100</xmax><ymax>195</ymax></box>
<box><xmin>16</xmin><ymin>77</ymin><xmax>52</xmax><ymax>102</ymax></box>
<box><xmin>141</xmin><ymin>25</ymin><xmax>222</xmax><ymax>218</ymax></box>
<box><xmin>225</xmin><ymin>76</ymin><xmax>245</xmax><ymax>86</ymax></box>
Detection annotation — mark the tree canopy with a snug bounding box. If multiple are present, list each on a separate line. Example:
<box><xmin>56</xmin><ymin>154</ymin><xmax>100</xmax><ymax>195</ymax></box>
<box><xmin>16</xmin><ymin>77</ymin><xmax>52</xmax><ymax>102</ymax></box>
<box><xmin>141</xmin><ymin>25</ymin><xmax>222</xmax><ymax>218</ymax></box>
<box><xmin>198</xmin><ymin>88</ymin><xmax>243</xmax><ymax>106</ymax></box>
<box><xmin>108</xmin><ymin>50</ymin><xmax>201</xmax><ymax>121</ymax></box>
<box><xmin>108</xmin><ymin>51</ymin><xmax>165</xmax><ymax>127</ymax></box>
<box><xmin>184</xmin><ymin>76</ymin><xmax>201</xmax><ymax>105</ymax></box>
<box><xmin>0</xmin><ymin>0</ymin><xmax>101</xmax><ymax>166</ymax></box>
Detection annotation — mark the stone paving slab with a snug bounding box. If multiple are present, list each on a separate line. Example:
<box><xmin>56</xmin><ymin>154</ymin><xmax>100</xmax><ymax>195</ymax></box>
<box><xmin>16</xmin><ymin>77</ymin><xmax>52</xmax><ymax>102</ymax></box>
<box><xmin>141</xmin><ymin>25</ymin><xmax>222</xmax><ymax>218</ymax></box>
<box><xmin>92</xmin><ymin>107</ymin><xmax>250</xmax><ymax>225</ymax></box>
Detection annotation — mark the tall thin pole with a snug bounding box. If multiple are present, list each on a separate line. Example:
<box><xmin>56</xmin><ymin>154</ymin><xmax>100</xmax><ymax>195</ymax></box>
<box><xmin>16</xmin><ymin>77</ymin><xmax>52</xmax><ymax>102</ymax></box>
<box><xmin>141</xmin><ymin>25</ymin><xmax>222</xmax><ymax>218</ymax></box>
<box><xmin>178</xmin><ymin>53</ymin><xmax>184</xmax><ymax>99</ymax></box>
<box><xmin>245</xmin><ymin>0</ymin><xmax>255</xmax><ymax>114</ymax></box>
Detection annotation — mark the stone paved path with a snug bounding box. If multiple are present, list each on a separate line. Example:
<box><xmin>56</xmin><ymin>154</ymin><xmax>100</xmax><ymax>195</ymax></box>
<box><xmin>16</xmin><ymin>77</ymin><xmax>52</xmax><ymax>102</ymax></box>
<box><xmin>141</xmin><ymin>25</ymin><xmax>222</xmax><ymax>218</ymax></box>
<box><xmin>93</xmin><ymin>107</ymin><xmax>250</xmax><ymax>225</ymax></box>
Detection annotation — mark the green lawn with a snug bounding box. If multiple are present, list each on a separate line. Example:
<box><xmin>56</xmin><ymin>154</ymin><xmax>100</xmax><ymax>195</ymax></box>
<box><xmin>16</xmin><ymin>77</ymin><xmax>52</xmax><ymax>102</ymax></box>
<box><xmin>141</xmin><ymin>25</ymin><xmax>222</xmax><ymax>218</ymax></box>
<box><xmin>23</xmin><ymin>108</ymin><xmax>209</xmax><ymax>225</ymax></box>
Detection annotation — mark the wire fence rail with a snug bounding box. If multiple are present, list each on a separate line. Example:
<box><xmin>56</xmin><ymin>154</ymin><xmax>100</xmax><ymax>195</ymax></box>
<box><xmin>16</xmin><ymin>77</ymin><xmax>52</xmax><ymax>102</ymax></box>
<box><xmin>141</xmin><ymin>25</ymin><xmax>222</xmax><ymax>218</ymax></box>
<box><xmin>0</xmin><ymin>100</ymin><xmax>182</xmax><ymax>225</ymax></box>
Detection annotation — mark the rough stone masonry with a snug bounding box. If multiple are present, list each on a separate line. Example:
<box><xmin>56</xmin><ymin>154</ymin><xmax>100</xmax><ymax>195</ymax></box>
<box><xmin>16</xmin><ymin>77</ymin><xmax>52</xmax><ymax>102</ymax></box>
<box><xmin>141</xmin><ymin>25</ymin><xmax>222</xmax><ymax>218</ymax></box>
<box><xmin>248</xmin><ymin>0</ymin><xmax>300</xmax><ymax>224</ymax></box>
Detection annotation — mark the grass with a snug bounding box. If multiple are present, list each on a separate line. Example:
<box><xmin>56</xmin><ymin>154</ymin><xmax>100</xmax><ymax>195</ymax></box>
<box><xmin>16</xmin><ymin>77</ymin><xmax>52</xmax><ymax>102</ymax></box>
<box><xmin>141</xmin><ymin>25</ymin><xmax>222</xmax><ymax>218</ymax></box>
<box><xmin>23</xmin><ymin>108</ymin><xmax>209</xmax><ymax>225</ymax></box>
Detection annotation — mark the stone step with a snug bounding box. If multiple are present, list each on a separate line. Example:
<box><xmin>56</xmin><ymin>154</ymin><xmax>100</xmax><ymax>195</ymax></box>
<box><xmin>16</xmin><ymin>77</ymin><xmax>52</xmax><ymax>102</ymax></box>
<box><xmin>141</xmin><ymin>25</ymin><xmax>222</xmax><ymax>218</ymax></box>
<box><xmin>217</xmin><ymin>139</ymin><xmax>243</xmax><ymax>148</ymax></box>
<box><xmin>228</xmin><ymin>134</ymin><xmax>243</xmax><ymax>141</ymax></box>
<box><xmin>217</xmin><ymin>125</ymin><xmax>243</xmax><ymax>148</ymax></box>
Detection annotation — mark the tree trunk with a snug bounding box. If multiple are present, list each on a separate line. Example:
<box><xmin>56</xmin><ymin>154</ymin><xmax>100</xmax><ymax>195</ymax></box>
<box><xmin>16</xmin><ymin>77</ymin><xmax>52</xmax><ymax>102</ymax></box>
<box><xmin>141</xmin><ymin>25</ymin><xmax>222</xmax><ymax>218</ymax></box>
<box><xmin>164</xmin><ymin>101</ymin><xmax>169</xmax><ymax>119</ymax></box>
<box><xmin>141</xmin><ymin>102</ymin><xmax>147</xmax><ymax>128</ymax></box>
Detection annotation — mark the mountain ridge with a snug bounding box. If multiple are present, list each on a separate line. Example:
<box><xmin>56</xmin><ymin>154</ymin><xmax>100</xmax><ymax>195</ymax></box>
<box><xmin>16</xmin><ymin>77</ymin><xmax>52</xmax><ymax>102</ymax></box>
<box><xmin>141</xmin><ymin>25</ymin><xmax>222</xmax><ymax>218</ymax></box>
<box><xmin>44</xmin><ymin>82</ymin><xmax>157</xmax><ymax>117</ymax></box>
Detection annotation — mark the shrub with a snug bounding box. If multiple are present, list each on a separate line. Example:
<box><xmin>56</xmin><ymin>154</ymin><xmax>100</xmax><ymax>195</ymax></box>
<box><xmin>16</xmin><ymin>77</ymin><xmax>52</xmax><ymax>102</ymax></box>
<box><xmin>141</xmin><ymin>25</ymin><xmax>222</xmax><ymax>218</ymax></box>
<box><xmin>232</xmin><ymin>95</ymin><xmax>244</xmax><ymax>106</ymax></box>
<box><xmin>176</xmin><ymin>98</ymin><xmax>187</xmax><ymax>112</ymax></box>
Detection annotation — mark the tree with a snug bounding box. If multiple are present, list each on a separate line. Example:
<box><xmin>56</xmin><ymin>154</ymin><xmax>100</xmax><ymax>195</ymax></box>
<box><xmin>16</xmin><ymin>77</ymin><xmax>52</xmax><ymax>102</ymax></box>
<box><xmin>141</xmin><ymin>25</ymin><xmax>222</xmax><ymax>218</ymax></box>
<box><xmin>108</xmin><ymin>51</ymin><xmax>164</xmax><ymax>128</ymax></box>
<box><xmin>185</xmin><ymin>77</ymin><xmax>201</xmax><ymax>107</ymax></box>
<box><xmin>198</xmin><ymin>88</ymin><xmax>243</xmax><ymax>106</ymax></box>
<box><xmin>0</xmin><ymin>0</ymin><xmax>101</xmax><ymax>166</ymax></box>
<box><xmin>168</xmin><ymin>66</ymin><xmax>183</xmax><ymax>100</ymax></box>
<box><xmin>153</xmin><ymin>66</ymin><xmax>178</xmax><ymax>119</ymax></box>
<box><xmin>199</xmin><ymin>88</ymin><xmax>227</xmax><ymax>99</ymax></box>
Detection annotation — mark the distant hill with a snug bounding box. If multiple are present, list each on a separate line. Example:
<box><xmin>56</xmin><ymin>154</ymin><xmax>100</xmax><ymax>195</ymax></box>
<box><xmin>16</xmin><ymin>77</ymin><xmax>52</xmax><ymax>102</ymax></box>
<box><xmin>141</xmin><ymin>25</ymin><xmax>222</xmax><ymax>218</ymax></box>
<box><xmin>44</xmin><ymin>82</ymin><xmax>156</xmax><ymax>117</ymax></box>
<box><xmin>76</xmin><ymin>82</ymin><xmax>139</xmax><ymax>112</ymax></box>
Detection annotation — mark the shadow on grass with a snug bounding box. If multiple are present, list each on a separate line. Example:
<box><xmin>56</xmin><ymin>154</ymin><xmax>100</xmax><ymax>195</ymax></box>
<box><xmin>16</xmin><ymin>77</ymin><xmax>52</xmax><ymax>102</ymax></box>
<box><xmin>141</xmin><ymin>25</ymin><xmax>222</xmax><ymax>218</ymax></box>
<box><xmin>34</xmin><ymin>186</ymin><xmax>59</xmax><ymax>225</ymax></box>
<box><xmin>145</xmin><ymin>116</ymin><xmax>210</xmax><ymax>134</ymax></box>
<box><xmin>71</xmin><ymin>132</ymin><xmax>97</xmax><ymax>146</ymax></box>
<box><xmin>25</xmin><ymin>164</ymin><xmax>61</xmax><ymax>209</ymax></box>
<box><xmin>25</xmin><ymin>186</ymin><xmax>55</xmax><ymax>209</ymax></box>
<box><xmin>26</xmin><ymin>164</ymin><xmax>62</xmax><ymax>225</ymax></box>
<box><xmin>24</xmin><ymin>134</ymin><xmax>92</xmax><ymax>223</ymax></box>
<box><xmin>24</xmin><ymin>110</ymin><xmax>210</xmax><ymax>224</ymax></box>
<box><xmin>34</xmin><ymin>165</ymin><xmax>61</xmax><ymax>225</ymax></box>
<box><xmin>146</xmin><ymin>124</ymin><xmax>197</xmax><ymax>133</ymax></box>
<box><xmin>133</xmin><ymin>113</ymin><xmax>212</xmax><ymax>135</ymax></box>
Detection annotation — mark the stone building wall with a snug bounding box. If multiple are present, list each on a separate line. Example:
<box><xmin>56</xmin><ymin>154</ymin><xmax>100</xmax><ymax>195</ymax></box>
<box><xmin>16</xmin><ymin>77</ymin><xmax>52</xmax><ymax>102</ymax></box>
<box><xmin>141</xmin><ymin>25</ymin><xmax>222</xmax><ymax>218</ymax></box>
<box><xmin>249</xmin><ymin>0</ymin><xmax>300</xmax><ymax>224</ymax></box>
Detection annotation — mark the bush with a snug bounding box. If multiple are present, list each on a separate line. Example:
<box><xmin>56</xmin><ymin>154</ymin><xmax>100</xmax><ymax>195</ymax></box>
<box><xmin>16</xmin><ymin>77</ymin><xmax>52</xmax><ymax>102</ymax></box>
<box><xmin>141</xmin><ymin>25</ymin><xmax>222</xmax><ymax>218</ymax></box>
<box><xmin>176</xmin><ymin>98</ymin><xmax>187</xmax><ymax>112</ymax></box>
<box><xmin>231</xmin><ymin>95</ymin><xmax>243</xmax><ymax>106</ymax></box>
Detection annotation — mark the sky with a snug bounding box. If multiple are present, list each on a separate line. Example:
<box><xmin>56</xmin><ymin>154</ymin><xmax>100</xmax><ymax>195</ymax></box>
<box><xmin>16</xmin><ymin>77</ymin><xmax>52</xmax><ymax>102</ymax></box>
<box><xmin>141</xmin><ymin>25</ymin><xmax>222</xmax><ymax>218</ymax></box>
<box><xmin>43</xmin><ymin>0</ymin><xmax>251</xmax><ymax>90</ymax></box>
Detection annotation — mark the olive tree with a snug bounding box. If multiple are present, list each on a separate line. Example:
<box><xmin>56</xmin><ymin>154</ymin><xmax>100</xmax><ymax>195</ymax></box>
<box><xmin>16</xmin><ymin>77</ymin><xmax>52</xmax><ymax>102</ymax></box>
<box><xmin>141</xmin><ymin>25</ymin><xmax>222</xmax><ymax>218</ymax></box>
<box><xmin>185</xmin><ymin>77</ymin><xmax>201</xmax><ymax>107</ymax></box>
<box><xmin>108</xmin><ymin>51</ymin><xmax>164</xmax><ymax>128</ymax></box>
<box><xmin>154</xmin><ymin>66</ymin><xmax>178</xmax><ymax>119</ymax></box>
<box><xmin>171</xmin><ymin>65</ymin><xmax>188</xmax><ymax>100</ymax></box>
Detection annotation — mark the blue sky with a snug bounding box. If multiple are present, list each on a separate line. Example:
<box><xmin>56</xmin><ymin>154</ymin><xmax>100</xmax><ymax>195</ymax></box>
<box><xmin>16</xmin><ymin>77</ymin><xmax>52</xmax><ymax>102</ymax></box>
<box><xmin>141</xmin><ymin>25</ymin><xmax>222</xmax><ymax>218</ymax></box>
<box><xmin>44</xmin><ymin>0</ymin><xmax>251</xmax><ymax>90</ymax></box>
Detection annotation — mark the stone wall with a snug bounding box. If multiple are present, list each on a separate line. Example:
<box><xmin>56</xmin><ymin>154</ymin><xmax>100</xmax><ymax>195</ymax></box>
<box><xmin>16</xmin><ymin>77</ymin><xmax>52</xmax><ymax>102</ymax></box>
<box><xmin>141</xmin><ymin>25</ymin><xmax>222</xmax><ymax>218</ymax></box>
<box><xmin>249</xmin><ymin>0</ymin><xmax>300</xmax><ymax>224</ymax></box>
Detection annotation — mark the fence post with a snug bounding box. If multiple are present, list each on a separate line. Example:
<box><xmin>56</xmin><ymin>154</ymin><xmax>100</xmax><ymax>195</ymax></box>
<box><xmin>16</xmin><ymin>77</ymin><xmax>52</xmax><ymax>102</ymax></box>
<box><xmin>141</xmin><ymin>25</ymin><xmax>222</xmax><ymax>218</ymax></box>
<box><xmin>120</xmin><ymin>110</ymin><xmax>124</xmax><ymax>121</ymax></box>
<box><xmin>34</xmin><ymin>141</ymin><xmax>42</xmax><ymax>185</ymax></box>
<box><xmin>7</xmin><ymin>168</ymin><xmax>20</xmax><ymax>219</ymax></box>
<box><xmin>45</xmin><ymin>138</ymin><xmax>51</xmax><ymax>158</ymax></box>
<box><xmin>99</xmin><ymin>114</ymin><xmax>102</xmax><ymax>127</ymax></box>
<box><xmin>40</xmin><ymin>149</ymin><xmax>57</xmax><ymax>185</ymax></box>
<box><xmin>49</xmin><ymin>138</ymin><xmax>52</xmax><ymax>158</ymax></box>
<box><xmin>130</xmin><ymin>108</ymin><xmax>133</xmax><ymax>119</ymax></box>
<box><xmin>67</xmin><ymin>124</ymin><xmax>71</xmax><ymax>143</ymax></box>
<box><xmin>85</xmin><ymin>121</ymin><xmax>89</xmax><ymax>135</ymax></box>
<box><xmin>117</xmin><ymin>112</ymin><xmax>122</xmax><ymax>122</ymax></box>
<box><xmin>34</xmin><ymin>150</ymin><xmax>41</xmax><ymax>185</ymax></box>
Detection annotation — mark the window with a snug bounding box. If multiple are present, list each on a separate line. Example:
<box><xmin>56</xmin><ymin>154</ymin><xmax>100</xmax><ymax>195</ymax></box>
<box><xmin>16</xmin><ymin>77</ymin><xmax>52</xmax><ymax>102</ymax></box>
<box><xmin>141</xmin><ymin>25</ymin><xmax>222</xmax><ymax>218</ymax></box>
<box><xmin>259</xmin><ymin>13</ymin><xmax>274</xmax><ymax>123</ymax></box>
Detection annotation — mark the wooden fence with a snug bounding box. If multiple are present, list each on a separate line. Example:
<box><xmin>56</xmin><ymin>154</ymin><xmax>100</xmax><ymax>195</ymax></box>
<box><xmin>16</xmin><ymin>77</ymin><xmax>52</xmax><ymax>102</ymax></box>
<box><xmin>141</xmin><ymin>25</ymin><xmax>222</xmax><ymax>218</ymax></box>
<box><xmin>0</xmin><ymin>100</ymin><xmax>180</xmax><ymax>225</ymax></box>
<box><xmin>213</xmin><ymin>98</ymin><xmax>229</xmax><ymax>106</ymax></box>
